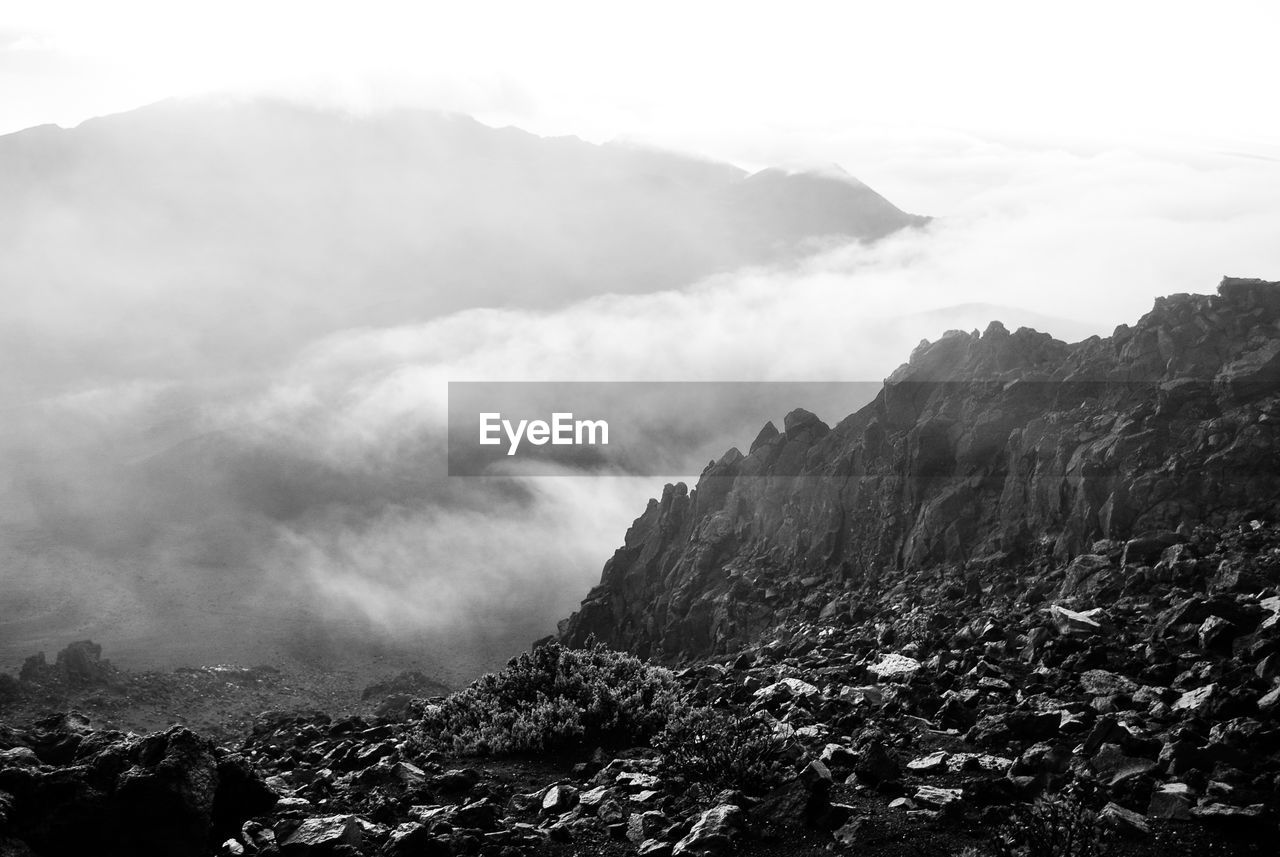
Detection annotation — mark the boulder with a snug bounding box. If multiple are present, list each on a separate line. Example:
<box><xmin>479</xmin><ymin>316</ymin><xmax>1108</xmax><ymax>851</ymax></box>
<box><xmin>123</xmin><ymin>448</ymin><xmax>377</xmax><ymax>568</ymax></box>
<box><xmin>541</xmin><ymin>784</ymin><xmax>579</xmax><ymax>814</ymax></box>
<box><xmin>906</xmin><ymin>751</ymin><xmax>948</xmax><ymax>773</ymax></box>
<box><xmin>1050</xmin><ymin>605</ymin><xmax>1106</xmax><ymax>635</ymax></box>
<box><xmin>281</xmin><ymin>815</ymin><xmax>362</xmax><ymax>852</ymax></box>
<box><xmin>1197</xmin><ymin>615</ymin><xmax>1238</xmax><ymax>652</ymax></box>
<box><xmin>1172</xmin><ymin>684</ymin><xmax>1217</xmax><ymax>716</ymax></box>
<box><xmin>867</xmin><ymin>654</ymin><xmax>921</xmax><ymax>681</ymax></box>
<box><xmin>1090</xmin><ymin>743</ymin><xmax>1158</xmax><ymax>787</ymax></box>
<box><xmin>753</xmin><ymin>678</ymin><xmax>819</xmax><ymax>702</ymax></box>
<box><xmin>672</xmin><ymin>804</ymin><xmax>741</xmax><ymax>856</ymax></box>
<box><xmin>1080</xmin><ymin>670</ymin><xmax>1138</xmax><ymax>697</ymax></box>
<box><xmin>626</xmin><ymin>811</ymin><xmax>670</xmax><ymax>844</ymax></box>
<box><xmin>913</xmin><ymin>786</ymin><xmax>963</xmax><ymax>808</ymax></box>
<box><xmin>1099</xmin><ymin>802</ymin><xmax>1150</xmax><ymax>837</ymax></box>
<box><xmin>1147</xmin><ymin>784</ymin><xmax>1193</xmax><ymax>820</ymax></box>
<box><xmin>853</xmin><ymin>742</ymin><xmax>900</xmax><ymax>784</ymax></box>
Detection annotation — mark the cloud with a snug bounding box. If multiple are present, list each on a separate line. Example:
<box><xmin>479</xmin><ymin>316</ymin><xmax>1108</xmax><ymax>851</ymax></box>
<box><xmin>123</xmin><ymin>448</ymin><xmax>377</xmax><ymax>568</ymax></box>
<box><xmin>2</xmin><ymin>121</ymin><xmax>1278</xmax><ymax>680</ymax></box>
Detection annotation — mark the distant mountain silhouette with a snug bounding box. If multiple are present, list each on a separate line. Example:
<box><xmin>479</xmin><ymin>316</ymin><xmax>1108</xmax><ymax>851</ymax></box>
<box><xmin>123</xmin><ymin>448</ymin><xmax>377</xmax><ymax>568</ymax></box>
<box><xmin>0</xmin><ymin>97</ymin><xmax>926</xmax><ymax>394</ymax></box>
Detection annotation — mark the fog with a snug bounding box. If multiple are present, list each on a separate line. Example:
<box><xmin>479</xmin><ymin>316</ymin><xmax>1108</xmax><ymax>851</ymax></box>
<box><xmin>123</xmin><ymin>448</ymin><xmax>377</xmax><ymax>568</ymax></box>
<box><xmin>2</xmin><ymin>99</ymin><xmax>1278</xmax><ymax>683</ymax></box>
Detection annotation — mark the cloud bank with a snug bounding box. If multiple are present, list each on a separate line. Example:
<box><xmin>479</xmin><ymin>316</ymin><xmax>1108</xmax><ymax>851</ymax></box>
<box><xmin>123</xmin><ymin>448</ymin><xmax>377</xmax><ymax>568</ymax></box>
<box><xmin>2</xmin><ymin>115</ymin><xmax>1278</xmax><ymax>682</ymax></box>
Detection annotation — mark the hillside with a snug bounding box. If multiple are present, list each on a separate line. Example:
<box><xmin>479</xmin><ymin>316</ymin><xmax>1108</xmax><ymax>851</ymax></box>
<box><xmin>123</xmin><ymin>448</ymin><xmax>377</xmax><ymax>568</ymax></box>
<box><xmin>559</xmin><ymin>277</ymin><xmax>1280</xmax><ymax>660</ymax></box>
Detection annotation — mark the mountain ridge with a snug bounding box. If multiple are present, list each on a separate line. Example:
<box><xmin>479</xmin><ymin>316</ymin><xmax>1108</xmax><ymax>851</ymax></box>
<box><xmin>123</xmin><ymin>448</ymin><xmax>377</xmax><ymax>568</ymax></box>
<box><xmin>559</xmin><ymin>277</ymin><xmax>1280</xmax><ymax>660</ymax></box>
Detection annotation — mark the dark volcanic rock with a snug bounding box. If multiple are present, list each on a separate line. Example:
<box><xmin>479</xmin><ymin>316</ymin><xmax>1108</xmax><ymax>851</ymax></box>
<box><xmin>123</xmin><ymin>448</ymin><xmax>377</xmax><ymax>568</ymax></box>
<box><xmin>671</xmin><ymin>803</ymin><xmax>742</xmax><ymax>855</ymax></box>
<box><xmin>0</xmin><ymin>719</ymin><xmax>275</xmax><ymax>857</ymax></box>
<box><xmin>560</xmin><ymin>278</ymin><xmax>1280</xmax><ymax>661</ymax></box>
<box><xmin>280</xmin><ymin>814</ymin><xmax>362</xmax><ymax>853</ymax></box>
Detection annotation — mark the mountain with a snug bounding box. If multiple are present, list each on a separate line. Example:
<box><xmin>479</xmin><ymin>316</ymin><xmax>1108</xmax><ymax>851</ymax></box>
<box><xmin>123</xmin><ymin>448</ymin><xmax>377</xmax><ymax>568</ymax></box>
<box><xmin>0</xmin><ymin>97</ymin><xmax>926</xmax><ymax>394</ymax></box>
<box><xmin>559</xmin><ymin>277</ymin><xmax>1280</xmax><ymax>659</ymax></box>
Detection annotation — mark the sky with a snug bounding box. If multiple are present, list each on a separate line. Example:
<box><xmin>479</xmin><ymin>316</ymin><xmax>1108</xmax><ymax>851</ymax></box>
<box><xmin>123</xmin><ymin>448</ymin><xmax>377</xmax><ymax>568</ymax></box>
<box><xmin>4</xmin><ymin>1</ymin><xmax>1280</xmax><ymax>212</ymax></box>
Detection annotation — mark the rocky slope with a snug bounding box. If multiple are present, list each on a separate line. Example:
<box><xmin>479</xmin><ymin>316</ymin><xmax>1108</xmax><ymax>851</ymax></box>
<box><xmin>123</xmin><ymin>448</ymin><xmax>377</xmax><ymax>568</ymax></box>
<box><xmin>560</xmin><ymin>277</ymin><xmax>1280</xmax><ymax>660</ymax></box>
<box><xmin>3</xmin><ymin>277</ymin><xmax>1279</xmax><ymax>857</ymax></box>
<box><xmin>5</xmin><ymin>511</ymin><xmax>1276</xmax><ymax>856</ymax></box>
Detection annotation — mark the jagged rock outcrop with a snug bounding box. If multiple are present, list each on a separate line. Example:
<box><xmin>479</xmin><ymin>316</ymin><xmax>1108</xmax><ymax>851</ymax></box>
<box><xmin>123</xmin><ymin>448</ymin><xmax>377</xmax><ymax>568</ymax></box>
<box><xmin>560</xmin><ymin>278</ymin><xmax>1280</xmax><ymax>660</ymax></box>
<box><xmin>19</xmin><ymin>641</ymin><xmax>118</xmax><ymax>688</ymax></box>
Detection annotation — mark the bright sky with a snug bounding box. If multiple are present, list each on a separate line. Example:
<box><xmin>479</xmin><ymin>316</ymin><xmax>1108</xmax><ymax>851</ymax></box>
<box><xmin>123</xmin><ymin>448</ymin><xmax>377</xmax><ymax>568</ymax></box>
<box><xmin>4</xmin><ymin>0</ymin><xmax>1280</xmax><ymax>169</ymax></box>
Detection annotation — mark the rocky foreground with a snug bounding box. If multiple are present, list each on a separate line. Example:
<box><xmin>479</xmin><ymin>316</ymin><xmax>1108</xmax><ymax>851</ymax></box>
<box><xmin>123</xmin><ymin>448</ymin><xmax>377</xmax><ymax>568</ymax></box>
<box><xmin>2</xmin><ymin>518</ymin><xmax>1278</xmax><ymax>856</ymax></box>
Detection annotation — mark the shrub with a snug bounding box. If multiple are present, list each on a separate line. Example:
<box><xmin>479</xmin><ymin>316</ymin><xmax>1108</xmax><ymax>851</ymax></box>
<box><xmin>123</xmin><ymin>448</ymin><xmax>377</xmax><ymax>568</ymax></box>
<box><xmin>653</xmin><ymin>705</ymin><xmax>794</xmax><ymax>796</ymax></box>
<box><xmin>992</xmin><ymin>790</ymin><xmax>1107</xmax><ymax>857</ymax></box>
<box><xmin>416</xmin><ymin>641</ymin><xmax>682</xmax><ymax>755</ymax></box>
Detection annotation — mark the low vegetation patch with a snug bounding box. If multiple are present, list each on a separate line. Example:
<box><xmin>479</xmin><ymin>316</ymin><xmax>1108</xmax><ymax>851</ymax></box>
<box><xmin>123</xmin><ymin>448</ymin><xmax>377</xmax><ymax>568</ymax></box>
<box><xmin>653</xmin><ymin>705</ymin><xmax>795</xmax><ymax>795</ymax></box>
<box><xmin>416</xmin><ymin>641</ymin><xmax>683</xmax><ymax>755</ymax></box>
<box><xmin>991</xmin><ymin>790</ymin><xmax>1107</xmax><ymax>857</ymax></box>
